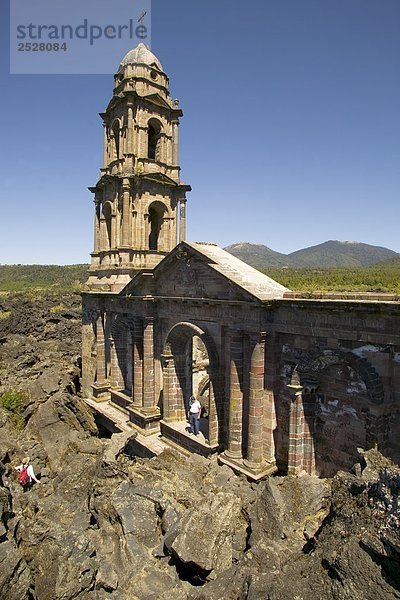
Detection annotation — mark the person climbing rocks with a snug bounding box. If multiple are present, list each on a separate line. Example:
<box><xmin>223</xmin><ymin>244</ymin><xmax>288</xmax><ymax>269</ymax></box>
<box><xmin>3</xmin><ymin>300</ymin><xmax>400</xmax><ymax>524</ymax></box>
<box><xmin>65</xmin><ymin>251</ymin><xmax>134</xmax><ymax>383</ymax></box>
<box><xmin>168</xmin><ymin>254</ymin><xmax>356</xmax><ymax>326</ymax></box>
<box><xmin>188</xmin><ymin>395</ymin><xmax>201</xmax><ymax>436</ymax></box>
<box><xmin>15</xmin><ymin>457</ymin><xmax>41</xmax><ymax>491</ymax></box>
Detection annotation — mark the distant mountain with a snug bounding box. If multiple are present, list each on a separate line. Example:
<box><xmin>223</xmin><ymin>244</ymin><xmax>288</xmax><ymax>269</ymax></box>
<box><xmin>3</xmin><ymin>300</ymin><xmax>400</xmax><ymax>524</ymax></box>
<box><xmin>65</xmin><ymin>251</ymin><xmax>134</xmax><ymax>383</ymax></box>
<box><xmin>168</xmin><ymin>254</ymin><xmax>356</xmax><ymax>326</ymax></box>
<box><xmin>373</xmin><ymin>255</ymin><xmax>400</xmax><ymax>269</ymax></box>
<box><xmin>224</xmin><ymin>240</ymin><xmax>398</xmax><ymax>269</ymax></box>
<box><xmin>287</xmin><ymin>241</ymin><xmax>398</xmax><ymax>267</ymax></box>
<box><xmin>224</xmin><ymin>243</ymin><xmax>289</xmax><ymax>268</ymax></box>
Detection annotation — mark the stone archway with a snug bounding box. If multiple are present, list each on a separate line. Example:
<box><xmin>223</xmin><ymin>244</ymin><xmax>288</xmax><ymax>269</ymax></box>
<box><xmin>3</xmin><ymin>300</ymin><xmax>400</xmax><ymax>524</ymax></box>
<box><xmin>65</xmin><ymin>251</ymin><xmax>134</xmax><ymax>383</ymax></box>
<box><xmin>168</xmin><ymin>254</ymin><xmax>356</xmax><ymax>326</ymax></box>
<box><xmin>282</xmin><ymin>348</ymin><xmax>386</xmax><ymax>476</ymax></box>
<box><xmin>297</xmin><ymin>349</ymin><xmax>384</xmax><ymax>405</ymax></box>
<box><xmin>161</xmin><ymin>322</ymin><xmax>221</xmax><ymax>448</ymax></box>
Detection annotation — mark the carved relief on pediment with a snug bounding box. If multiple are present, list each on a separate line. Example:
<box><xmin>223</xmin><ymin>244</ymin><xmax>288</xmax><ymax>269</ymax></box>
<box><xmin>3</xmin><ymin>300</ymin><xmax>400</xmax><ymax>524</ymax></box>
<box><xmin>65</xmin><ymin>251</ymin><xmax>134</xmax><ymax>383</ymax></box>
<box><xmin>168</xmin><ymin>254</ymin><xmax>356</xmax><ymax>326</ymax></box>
<box><xmin>154</xmin><ymin>251</ymin><xmax>250</xmax><ymax>301</ymax></box>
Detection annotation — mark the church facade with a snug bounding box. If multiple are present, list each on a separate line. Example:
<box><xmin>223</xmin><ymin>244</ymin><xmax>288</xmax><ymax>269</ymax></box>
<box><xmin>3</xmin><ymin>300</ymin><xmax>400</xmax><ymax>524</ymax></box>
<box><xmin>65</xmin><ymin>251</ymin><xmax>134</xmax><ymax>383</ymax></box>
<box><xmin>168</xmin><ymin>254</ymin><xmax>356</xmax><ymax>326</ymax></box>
<box><xmin>82</xmin><ymin>44</ymin><xmax>400</xmax><ymax>480</ymax></box>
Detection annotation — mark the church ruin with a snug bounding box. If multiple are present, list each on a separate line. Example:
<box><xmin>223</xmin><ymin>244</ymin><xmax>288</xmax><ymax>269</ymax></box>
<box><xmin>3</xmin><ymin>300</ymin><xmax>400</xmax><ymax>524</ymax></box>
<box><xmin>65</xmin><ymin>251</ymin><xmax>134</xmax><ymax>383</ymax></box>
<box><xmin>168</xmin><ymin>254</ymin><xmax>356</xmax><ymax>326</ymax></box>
<box><xmin>82</xmin><ymin>43</ymin><xmax>400</xmax><ymax>480</ymax></box>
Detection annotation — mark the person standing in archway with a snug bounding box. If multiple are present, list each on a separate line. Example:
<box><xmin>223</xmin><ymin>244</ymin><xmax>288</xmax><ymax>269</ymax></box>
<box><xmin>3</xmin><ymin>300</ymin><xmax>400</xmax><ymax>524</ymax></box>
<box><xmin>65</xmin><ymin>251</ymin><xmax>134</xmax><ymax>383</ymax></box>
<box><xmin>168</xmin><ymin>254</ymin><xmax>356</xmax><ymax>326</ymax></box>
<box><xmin>188</xmin><ymin>395</ymin><xmax>201</xmax><ymax>436</ymax></box>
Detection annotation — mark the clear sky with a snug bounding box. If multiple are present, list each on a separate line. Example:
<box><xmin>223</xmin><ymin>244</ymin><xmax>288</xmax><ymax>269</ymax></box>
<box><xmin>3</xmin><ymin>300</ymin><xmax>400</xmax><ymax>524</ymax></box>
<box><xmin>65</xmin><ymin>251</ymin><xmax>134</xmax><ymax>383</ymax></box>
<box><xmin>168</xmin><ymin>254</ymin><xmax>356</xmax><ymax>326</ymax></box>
<box><xmin>1</xmin><ymin>0</ymin><xmax>399</xmax><ymax>264</ymax></box>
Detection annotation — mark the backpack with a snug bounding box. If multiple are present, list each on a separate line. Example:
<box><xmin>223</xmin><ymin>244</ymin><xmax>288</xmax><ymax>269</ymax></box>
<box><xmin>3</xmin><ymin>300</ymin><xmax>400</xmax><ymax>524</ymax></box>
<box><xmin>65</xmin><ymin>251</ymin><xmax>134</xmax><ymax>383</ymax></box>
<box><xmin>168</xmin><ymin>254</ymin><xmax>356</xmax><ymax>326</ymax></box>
<box><xmin>19</xmin><ymin>467</ymin><xmax>29</xmax><ymax>486</ymax></box>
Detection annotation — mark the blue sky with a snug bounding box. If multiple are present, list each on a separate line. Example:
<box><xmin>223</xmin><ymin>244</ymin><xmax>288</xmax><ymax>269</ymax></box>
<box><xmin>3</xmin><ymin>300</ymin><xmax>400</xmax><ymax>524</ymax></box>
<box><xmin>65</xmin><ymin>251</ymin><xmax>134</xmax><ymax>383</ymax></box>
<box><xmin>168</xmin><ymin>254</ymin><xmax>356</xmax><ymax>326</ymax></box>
<box><xmin>1</xmin><ymin>0</ymin><xmax>399</xmax><ymax>264</ymax></box>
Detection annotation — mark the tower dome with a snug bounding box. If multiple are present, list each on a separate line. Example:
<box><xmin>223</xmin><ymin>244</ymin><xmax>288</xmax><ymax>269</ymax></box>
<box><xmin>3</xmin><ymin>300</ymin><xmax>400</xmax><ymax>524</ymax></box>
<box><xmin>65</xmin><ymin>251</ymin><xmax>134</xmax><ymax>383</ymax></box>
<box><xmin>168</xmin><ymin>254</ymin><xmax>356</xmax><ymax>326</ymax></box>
<box><xmin>118</xmin><ymin>43</ymin><xmax>163</xmax><ymax>72</ymax></box>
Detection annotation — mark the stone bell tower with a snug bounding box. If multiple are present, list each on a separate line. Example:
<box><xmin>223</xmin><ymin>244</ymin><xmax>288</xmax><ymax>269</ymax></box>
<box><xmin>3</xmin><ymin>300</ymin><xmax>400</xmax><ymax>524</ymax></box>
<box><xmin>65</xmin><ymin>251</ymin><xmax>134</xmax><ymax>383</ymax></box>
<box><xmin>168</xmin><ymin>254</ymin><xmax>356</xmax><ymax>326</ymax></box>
<box><xmin>86</xmin><ymin>43</ymin><xmax>191</xmax><ymax>291</ymax></box>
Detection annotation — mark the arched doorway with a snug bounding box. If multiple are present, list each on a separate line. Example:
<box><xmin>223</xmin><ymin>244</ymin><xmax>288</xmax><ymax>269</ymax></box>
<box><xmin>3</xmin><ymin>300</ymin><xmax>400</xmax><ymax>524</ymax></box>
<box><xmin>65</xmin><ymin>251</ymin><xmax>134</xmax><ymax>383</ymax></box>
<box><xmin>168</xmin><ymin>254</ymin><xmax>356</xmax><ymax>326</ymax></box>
<box><xmin>303</xmin><ymin>351</ymin><xmax>385</xmax><ymax>476</ymax></box>
<box><xmin>277</xmin><ymin>349</ymin><xmax>385</xmax><ymax>477</ymax></box>
<box><xmin>314</xmin><ymin>362</ymin><xmax>368</xmax><ymax>475</ymax></box>
<box><xmin>162</xmin><ymin>322</ymin><xmax>221</xmax><ymax>450</ymax></box>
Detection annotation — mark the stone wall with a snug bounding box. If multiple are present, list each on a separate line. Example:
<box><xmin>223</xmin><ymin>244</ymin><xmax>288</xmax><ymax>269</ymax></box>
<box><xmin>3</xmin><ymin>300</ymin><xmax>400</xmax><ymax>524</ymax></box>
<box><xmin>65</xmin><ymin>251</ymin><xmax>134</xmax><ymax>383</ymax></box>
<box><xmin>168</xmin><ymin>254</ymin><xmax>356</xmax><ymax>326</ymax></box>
<box><xmin>271</xmin><ymin>299</ymin><xmax>400</xmax><ymax>475</ymax></box>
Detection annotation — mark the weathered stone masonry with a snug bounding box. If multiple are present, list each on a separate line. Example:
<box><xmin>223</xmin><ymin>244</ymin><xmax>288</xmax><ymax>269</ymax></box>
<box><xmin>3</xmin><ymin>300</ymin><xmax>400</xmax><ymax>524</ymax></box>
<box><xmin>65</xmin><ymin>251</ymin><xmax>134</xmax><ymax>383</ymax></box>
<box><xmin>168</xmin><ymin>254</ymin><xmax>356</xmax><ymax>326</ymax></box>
<box><xmin>83</xmin><ymin>279</ymin><xmax>400</xmax><ymax>479</ymax></box>
<box><xmin>271</xmin><ymin>299</ymin><xmax>400</xmax><ymax>476</ymax></box>
<box><xmin>82</xmin><ymin>43</ymin><xmax>400</xmax><ymax>480</ymax></box>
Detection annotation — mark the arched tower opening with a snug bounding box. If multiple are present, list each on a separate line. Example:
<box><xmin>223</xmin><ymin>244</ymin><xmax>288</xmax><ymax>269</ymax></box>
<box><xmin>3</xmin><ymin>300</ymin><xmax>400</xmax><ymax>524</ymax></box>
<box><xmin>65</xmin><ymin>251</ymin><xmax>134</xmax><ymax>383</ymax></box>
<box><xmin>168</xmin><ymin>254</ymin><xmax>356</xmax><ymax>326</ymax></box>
<box><xmin>147</xmin><ymin>118</ymin><xmax>161</xmax><ymax>160</ymax></box>
<box><xmin>148</xmin><ymin>201</ymin><xmax>167</xmax><ymax>251</ymax></box>
<box><xmin>111</xmin><ymin>121</ymin><xmax>120</xmax><ymax>160</ymax></box>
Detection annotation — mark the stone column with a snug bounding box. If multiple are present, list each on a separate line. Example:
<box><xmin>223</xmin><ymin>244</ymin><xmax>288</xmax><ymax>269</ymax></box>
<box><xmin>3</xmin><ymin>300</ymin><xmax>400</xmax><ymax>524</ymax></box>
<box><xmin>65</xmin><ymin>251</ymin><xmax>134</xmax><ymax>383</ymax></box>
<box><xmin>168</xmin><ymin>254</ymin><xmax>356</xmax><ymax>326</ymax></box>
<box><xmin>170</xmin><ymin>216</ymin><xmax>176</xmax><ymax>250</ymax></box>
<box><xmin>208</xmin><ymin>380</ymin><xmax>218</xmax><ymax>446</ymax></box>
<box><xmin>131</xmin><ymin>210</ymin><xmax>137</xmax><ymax>248</ymax></box>
<box><xmin>159</xmin><ymin>217</ymin><xmax>166</xmax><ymax>252</ymax></box>
<box><xmin>103</xmin><ymin>124</ymin><xmax>108</xmax><ymax>168</ymax></box>
<box><xmin>287</xmin><ymin>383</ymin><xmax>305</xmax><ymax>475</ymax></box>
<box><xmin>110</xmin><ymin>131</ymin><xmax>116</xmax><ymax>162</ymax></box>
<box><xmin>119</xmin><ymin>126</ymin><xmax>125</xmax><ymax>157</ymax></box>
<box><xmin>172</xmin><ymin>121</ymin><xmax>179</xmax><ymax>165</ymax></box>
<box><xmin>110</xmin><ymin>208</ymin><xmax>116</xmax><ymax>250</ymax></box>
<box><xmin>133</xmin><ymin>124</ymin><xmax>139</xmax><ymax>156</ymax></box>
<box><xmin>369</xmin><ymin>410</ymin><xmax>390</xmax><ymax>456</ymax></box>
<box><xmin>159</xmin><ymin>134</ymin><xmax>166</xmax><ymax>164</ymax></box>
<box><xmin>142</xmin><ymin>317</ymin><xmax>156</xmax><ymax>414</ymax></box>
<box><xmin>302</xmin><ymin>389</ymin><xmax>317</xmax><ymax>475</ymax></box>
<box><xmin>115</xmin><ymin>209</ymin><xmax>121</xmax><ymax>248</ymax></box>
<box><xmin>166</xmin><ymin>130</ymin><xmax>172</xmax><ymax>165</ymax></box>
<box><xmin>99</xmin><ymin>218</ymin><xmax>106</xmax><ymax>252</ymax></box>
<box><xmin>90</xmin><ymin>311</ymin><xmax>111</xmax><ymax>400</ymax></box>
<box><xmin>133</xmin><ymin>319</ymin><xmax>143</xmax><ymax>407</ymax></box>
<box><xmin>179</xmin><ymin>199</ymin><xmax>186</xmax><ymax>242</ymax></box>
<box><xmin>263</xmin><ymin>332</ymin><xmax>277</xmax><ymax>464</ymax></box>
<box><xmin>93</xmin><ymin>202</ymin><xmax>100</xmax><ymax>253</ymax></box>
<box><xmin>225</xmin><ymin>334</ymin><xmax>244</xmax><ymax>460</ymax></box>
<box><xmin>243</xmin><ymin>333</ymin><xmax>266</xmax><ymax>470</ymax></box>
<box><xmin>174</xmin><ymin>354</ymin><xmax>187</xmax><ymax>420</ymax></box>
<box><xmin>138</xmin><ymin>123</ymin><xmax>147</xmax><ymax>158</ymax></box>
<box><xmin>127</xmin><ymin>104</ymin><xmax>134</xmax><ymax>154</ymax></box>
<box><xmin>95</xmin><ymin>314</ymin><xmax>106</xmax><ymax>383</ymax></box>
<box><xmin>163</xmin><ymin>217</ymin><xmax>171</xmax><ymax>252</ymax></box>
<box><xmin>109</xmin><ymin>336</ymin><xmax>122</xmax><ymax>389</ymax></box>
<box><xmin>143</xmin><ymin>212</ymin><xmax>150</xmax><ymax>250</ymax></box>
<box><xmin>121</xmin><ymin>179</ymin><xmax>131</xmax><ymax>247</ymax></box>
<box><xmin>161</xmin><ymin>351</ymin><xmax>174</xmax><ymax>421</ymax></box>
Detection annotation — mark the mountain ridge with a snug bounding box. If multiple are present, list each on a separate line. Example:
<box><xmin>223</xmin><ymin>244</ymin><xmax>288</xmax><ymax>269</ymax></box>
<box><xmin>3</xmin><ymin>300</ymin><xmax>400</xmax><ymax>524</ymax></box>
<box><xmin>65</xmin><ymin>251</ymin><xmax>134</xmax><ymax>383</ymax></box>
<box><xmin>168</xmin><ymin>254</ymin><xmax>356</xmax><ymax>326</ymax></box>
<box><xmin>225</xmin><ymin>240</ymin><xmax>398</xmax><ymax>268</ymax></box>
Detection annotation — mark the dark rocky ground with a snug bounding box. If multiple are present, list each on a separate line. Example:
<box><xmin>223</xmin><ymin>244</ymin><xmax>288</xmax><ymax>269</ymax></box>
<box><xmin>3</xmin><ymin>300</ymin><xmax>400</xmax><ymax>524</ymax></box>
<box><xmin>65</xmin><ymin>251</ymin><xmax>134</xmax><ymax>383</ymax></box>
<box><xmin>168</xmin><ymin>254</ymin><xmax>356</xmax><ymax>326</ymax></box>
<box><xmin>0</xmin><ymin>294</ymin><xmax>399</xmax><ymax>600</ymax></box>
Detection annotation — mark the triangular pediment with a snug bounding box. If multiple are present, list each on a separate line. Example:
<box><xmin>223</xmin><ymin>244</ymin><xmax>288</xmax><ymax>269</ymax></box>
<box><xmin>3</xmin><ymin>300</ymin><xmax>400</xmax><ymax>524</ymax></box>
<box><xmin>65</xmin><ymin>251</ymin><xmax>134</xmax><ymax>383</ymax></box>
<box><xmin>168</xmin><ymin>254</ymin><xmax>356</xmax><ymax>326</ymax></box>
<box><xmin>104</xmin><ymin>91</ymin><xmax>171</xmax><ymax>114</ymax></box>
<box><xmin>143</xmin><ymin>93</ymin><xmax>171</xmax><ymax>109</ymax></box>
<box><xmin>122</xmin><ymin>242</ymin><xmax>289</xmax><ymax>302</ymax></box>
<box><xmin>142</xmin><ymin>172</ymin><xmax>178</xmax><ymax>186</ymax></box>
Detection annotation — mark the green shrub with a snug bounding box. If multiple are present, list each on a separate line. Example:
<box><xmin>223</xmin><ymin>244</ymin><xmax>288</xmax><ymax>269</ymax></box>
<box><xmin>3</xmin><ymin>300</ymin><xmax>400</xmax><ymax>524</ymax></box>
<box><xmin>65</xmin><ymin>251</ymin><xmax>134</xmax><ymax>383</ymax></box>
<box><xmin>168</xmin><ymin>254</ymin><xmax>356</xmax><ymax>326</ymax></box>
<box><xmin>0</xmin><ymin>264</ymin><xmax>88</xmax><ymax>293</ymax></box>
<box><xmin>0</xmin><ymin>311</ymin><xmax>11</xmax><ymax>320</ymax></box>
<box><xmin>260</xmin><ymin>264</ymin><xmax>400</xmax><ymax>293</ymax></box>
<box><xmin>0</xmin><ymin>389</ymin><xmax>26</xmax><ymax>430</ymax></box>
<box><xmin>50</xmin><ymin>304</ymin><xmax>65</xmax><ymax>314</ymax></box>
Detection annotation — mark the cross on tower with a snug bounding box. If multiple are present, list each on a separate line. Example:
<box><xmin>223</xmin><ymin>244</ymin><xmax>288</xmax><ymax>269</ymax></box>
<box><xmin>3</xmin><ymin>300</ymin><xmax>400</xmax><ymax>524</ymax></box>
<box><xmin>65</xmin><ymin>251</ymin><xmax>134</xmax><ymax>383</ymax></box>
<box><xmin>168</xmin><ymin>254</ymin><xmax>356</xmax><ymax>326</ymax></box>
<box><xmin>138</xmin><ymin>11</ymin><xmax>147</xmax><ymax>26</ymax></box>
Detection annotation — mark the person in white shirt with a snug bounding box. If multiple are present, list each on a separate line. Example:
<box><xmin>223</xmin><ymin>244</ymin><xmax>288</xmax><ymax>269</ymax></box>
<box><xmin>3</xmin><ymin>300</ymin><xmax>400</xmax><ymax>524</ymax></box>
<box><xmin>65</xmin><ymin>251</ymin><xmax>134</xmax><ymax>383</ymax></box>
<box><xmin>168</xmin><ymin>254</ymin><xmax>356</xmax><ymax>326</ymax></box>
<box><xmin>15</xmin><ymin>457</ymin><xmax>41</xmax><ymax>490</ymax></box>
<box><xmin>188</xmin><ymin>395</ymin><xmax>201</xmax><ymax>436</ymax></box>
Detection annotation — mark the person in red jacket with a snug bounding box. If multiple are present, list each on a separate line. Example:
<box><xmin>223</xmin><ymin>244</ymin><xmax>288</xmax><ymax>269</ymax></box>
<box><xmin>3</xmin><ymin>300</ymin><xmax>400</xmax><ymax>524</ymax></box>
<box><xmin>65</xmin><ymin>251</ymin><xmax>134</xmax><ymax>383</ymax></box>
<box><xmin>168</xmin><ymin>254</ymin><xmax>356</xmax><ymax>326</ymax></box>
<box><xmin>15</xmin><ymin>457</ymin><xmax>41</xmax><ymax>491</ymax></box>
